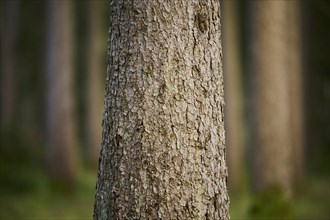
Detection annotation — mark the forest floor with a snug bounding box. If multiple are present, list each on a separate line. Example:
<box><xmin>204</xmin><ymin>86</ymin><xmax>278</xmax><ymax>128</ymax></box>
<box><xmin>1</xmin><ymin>171</ymin><xmax>329</xmax><ymax>219</ymax></box>
<box><xmin>0</xmin><ymin>170</ymin><xmax>96</xmax><ymax>219</ymax></box>
<box><xmin>0</xmin><ymin>136</ymin><xmax>329</xmax><ymax>220</ymax></box>
<box><xmin>230</xmin><ymin>176</ymin><xmax>330</xmax><ymax>220</ymax></box>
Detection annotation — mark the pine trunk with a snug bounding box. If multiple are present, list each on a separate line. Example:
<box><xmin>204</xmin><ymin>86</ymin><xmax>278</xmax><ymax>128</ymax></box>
<box><xmin>287</xmin><ymin>1</ymin><xmax>304</xmax><ymax>185</ymax></box>
<box><xmin>251</xmin><ymin>1</ymin><xmax>292</xmax><ymax>196</ymax></box>
<box><xmin>94</xmin><ymin>1</ymin><xmax>230</xmax><ymax>219</ymax></box>
<box><xmin>253</xmin><ymin>1</ymin><xmax>292</xmax><ymax>194</ymax></box>
<box><xmin>45</xmin><ymin>0</ymin><xmax>77</xmax><ymax>187</ymax></box>
<box><xmin>1</xmin><ymin>0</ymin><xmax>19</xmax><ymax>126</ymax></box>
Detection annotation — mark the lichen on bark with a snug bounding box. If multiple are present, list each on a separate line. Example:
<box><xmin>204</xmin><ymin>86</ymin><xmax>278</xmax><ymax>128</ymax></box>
<box><xmin>94</xmin><ymin>1</ymin><xmax>230</xmax><ymax>219</ymax></box>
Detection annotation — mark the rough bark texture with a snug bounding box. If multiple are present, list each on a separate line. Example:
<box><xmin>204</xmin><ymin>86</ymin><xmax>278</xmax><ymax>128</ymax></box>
<box><xmin>251</xmin><ymin>1</ymin><xmax>292</xmax><ymax>196</ymax></box>
<box><xmin>94</xmin><ymin>0</ymin><xmax>230</xmax><ymax>219</ymax></box>
<box><xmin>45</xmin><ymin>0</ymin><xmax>77</xmax><ymax>187</ymax></box>
<box><xmin>87</xmin><ymin>0</ymin><xmax>106</xmax><ymax>167</ymax></box>
<box><xmin>222</xmin><ymin>0</ymin><xmax>244</xmax><ymax>192</ymax></box>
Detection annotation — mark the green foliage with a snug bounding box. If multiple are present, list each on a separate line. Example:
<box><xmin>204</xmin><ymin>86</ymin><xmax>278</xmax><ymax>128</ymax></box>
<box><xmin>249</xmin><ymin>186</ymin><xmax>293</xmax><ymax>219</ymax></box>
<box><xmin>293</xmin><ymin>178</ymin><xmax>330</xmax><ymax>220</ymax></box>
<box><xmin>0</xmin><ymin>168</ymin><xmax>96</xmax><ymax>219</ymax></box>
<box><xmin>0</xmin><ymin>128</ymin><xmax>45</xmax><ymax>194</ymax></box>
<box><xmin>0</xmin><ymin>128</ymin><xmax>96</xmax><ymax>219</ymax></box>
<box><xmin>230</xmin><ymin>179</ymin><xmax>330</xmax><ymax>220</ymax></box>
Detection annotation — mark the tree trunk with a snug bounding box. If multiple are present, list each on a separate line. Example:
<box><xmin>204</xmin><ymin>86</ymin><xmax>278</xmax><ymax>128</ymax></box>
<box><xmin>287</xmin><ymin>1</ymin><xmax>304</xmax><ymax>185</ymax></box>
<box><xmin>86</xmin><ymin>0</ymin><xmax>106</xmax><ymax>167</ymax></box>
<box><xmin>1</xmin><ymin>0</ymin><xmax>20</xmax><ymax>127</ymax></box>
<box><xmin>45</xmin><ymin>0</ymin><xmax>77</xmax><ymax>188</ymax></box>
<box><xmin>302</xmin><ymin>1</ymin><xmax>330</xmax><ymax>176</ymax></box>
<box><xmin>94</xmin><ymin>1</ymin><xmax>230</xmax><ymax>219</ymax></box>
<box><xmin>251</xmin><ymin>1</ymin><xmax>292</xmax><ymax>196</ymax></box>
<box><xmin>222</xmin><ymin>0</ymin><xmax>244</xmax><ymax>192</ymax></box>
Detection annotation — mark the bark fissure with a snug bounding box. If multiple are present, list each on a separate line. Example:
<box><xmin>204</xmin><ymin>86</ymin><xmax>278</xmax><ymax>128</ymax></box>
<box><xmin>94</xmin><ymin>1</ymin><xmax>229</xmax><ymax>219</ymax></box>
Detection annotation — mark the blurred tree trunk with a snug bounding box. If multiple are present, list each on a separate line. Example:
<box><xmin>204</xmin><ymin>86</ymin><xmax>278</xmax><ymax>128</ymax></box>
<box><xmin>45</xmin><ymin>0</ymin><xmax>77</xmax><ymax>188</ymax></box>
<box><xmin>303</xmin><ymin>1</ymin><xmax>330</xmax><ymax>175</ymax></box>
<box><xmin>86</xmin><ymin>0</ymin><xmax>106</xmax><ymax>168</ymax></box>
<box><xmin>94</xmin><ymin>1</ymin><xmax>230</xmax><ymax>219</ymax></box>
<box><xmin>287</xmin><ymin>1</ymin><xmax>304</xmax><ymax>185</ymax></box>
<box><xmin>222</xmin><ymin>0</ymin><xmax>244</xmax><ymax>192</ymax></box>
<box><xmin>1</xmin><ymin>0</ymin><xmax>20</xmax><ymax>127</ymax></box>
<box><xmin>251</xmin><ymin>1</ymin><xmax>292</xmax><ymax>196</ymax></box>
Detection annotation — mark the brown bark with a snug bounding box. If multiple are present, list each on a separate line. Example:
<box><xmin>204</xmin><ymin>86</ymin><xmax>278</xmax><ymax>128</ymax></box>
<box><xmin>222</xmin><ymin>0</ymin><xmax>244</xmax><ymax>192</ymax></box>
<box><xmin>94</xmin><ymin>0</ymin><xmax>230</xmax><ymax>219</ymax></box>
<box><xmin>251</xmin><ymin>1</ymin><xmax>292</xmax><ymax>196</ymax></box>
<box><xmin>45</xmin><ymin>0</ymin><xmax>77</xmax><ymax>187</ymax></box>
<box><xmin>86</xmin><ymin>0</ymin><xmax>106</xmax><ymax>167</ymax></box>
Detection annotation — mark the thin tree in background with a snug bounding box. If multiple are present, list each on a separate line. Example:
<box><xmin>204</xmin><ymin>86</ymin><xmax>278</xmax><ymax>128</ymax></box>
<box><xmin>251</xmin><ymin>1</ymin><xmax>292</xmax><ymax>196</ymax></box>
<box><xmin>287</xmin><ymin>1</ymin><xmax>304</xmax><ymax>185</ymax></box>
<box><xmin>94</xmin><ymin>1</ymin><xmax>230</xmax><ymax>219</ymax></box>
<box><xmin>86</xmin><ymin>0</ymin><xmax>106</xmax><ymax>167</ymax></box>
<box><xmin>45</xmin><ymin>0</ymin><xmax>77</xmax><ymax>188</ymax></box>
<box><xmin>1</xmin><ymin>0</ymin><xmax>20</xmax><ymax>127</ymax></box>
<box><xmin>223</xmin><ymin>0</ymin><xmax>245</xmax><ymax>192</ymax></box>
<box><xmin>303</xmin><ymin>0</ymin><xmax>330</xmax><ymax>177</ymax></box>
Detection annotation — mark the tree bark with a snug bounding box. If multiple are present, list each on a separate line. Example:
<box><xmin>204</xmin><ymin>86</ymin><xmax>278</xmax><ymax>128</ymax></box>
<box><xmin>94</xmin><ymin>1</ymin><xmax>230</xmax><ymax>219</ymax></box>
<box><xmin>222</xmin><ymin>0</ymin><xmax>244</xmax><ymax>192</ymax></box>
<box><xmin>45</xmin><ymin>0</ymin><xmax>77</xmax><ymax>187</ymax></box>
<box><xmin>251</xmin><ymin>1</ymin><xmax>292</xmax><ymax>196</ymax></box>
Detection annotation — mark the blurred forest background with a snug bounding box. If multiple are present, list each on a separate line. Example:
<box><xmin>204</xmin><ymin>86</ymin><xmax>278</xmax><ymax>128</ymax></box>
<box><xmin>0</xmin><ymin>0</ymin><xmax>329</xmax><ymax>219</ymax></box>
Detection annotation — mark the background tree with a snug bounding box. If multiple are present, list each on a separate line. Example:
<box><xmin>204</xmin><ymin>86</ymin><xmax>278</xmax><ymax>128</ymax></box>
<box><xmin>222</xmin><ymin>0</ymin><xmax>245</xmax><ymax>193</ymax></box>
<box><xmin>287</xmin><ymin>1</ymin><xmax>304</xmax><ymax>185</ymax></box>
<box><xmin>250</xmin><ymin>0</ymin><xmax>292</xmax><ymax>196</ymax></box>
<box><xmin>94</xmin><ymin>1</ymin><xmax>230</xmax><ymax>219</ymax></box>
<box><xmin>1</xmin><ymin>0</ymin><xmax>20</xmax><ymax>127</ymax></box>
<box><xmin>86</xmin><ymin>0</ymin><xmax>106</xmax><ymax>167</ymax></box>
<box><xmin>302</xmin><ymin>1</ymin><xmax>330</xmax><ymax>177</ymax></box>
<box><xmin>45</xmin><ymin>0</ymin><xmax>77</xmax><ymax>188</ymax></box>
